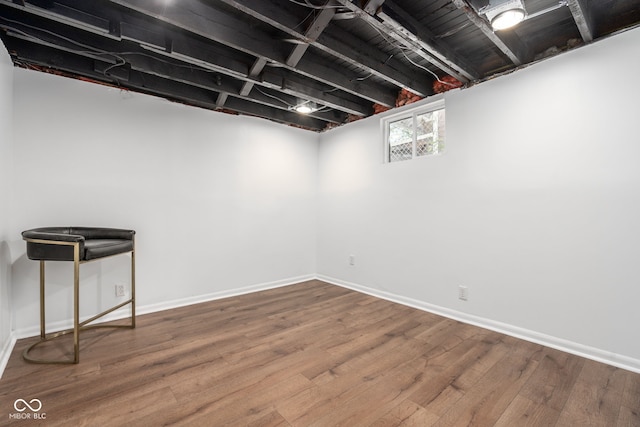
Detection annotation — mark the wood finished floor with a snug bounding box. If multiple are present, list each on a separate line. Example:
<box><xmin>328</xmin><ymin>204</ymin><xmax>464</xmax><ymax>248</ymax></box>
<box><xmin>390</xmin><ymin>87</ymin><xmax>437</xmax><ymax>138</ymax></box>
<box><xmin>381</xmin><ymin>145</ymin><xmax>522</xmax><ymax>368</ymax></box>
<box><xmin>1</xmin><ymin>280</ymin><xmax>639</xmax><ymax>426</ymax></box>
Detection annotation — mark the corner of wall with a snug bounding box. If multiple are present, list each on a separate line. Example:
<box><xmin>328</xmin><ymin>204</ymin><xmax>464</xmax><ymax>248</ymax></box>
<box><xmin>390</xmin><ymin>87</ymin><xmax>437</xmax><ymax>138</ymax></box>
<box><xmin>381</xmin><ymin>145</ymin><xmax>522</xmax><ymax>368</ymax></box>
<box><xmin>318</xmin><ymin>275</ymin><xmax>640</xmax><ymax>374</ymax></box>
<box><xmin>0</xmin><ymin>40</ymin><xmax>16</xmax><ymax>379</ymax></box>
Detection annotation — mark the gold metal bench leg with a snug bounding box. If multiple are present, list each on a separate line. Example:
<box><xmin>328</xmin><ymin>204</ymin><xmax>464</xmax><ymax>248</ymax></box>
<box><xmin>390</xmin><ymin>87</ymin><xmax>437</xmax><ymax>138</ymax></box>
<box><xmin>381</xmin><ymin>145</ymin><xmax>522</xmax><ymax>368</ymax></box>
<box><xmin>131</xmin><ymin>238</ymin><xmax>136</xmax><ymax>329</ymax></box>
<box><xmin>73</xmin><ymin>242</ymin><xmax>80</xmax><ymax>363</ymax></box>
<box><xmin>23</xmin><ymin>240</ymin><xmax>136</xmax><ymax>365</ymax></box>
<box><xmin>39</xmin><ymin>260</ymin><xmax>45</xmax><ymax>339</ymax></box>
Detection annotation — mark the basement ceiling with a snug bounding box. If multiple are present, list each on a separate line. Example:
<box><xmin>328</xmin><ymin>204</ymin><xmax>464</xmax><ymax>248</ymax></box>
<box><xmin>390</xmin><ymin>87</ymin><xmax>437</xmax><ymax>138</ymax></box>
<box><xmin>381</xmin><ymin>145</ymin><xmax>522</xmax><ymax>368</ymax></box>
<box><xmin>1</xmin><ymin>0</ymin><xmax>638</xmax><ymax>132</ymax></box>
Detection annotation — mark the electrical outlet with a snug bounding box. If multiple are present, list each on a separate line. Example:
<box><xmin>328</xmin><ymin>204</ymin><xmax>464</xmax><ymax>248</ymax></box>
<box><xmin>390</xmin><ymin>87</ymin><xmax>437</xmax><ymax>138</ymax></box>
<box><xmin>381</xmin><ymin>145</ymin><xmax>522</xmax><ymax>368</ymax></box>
<box><xmin>115</xmin><ymin>284</ymin><xmax>126</xmax><ymax>297</ymax></box>
<box><xmin>458</xmin><ymin>285</ymin><xmax>468</xmax><ymax>301</ymax></box>
<box><xmin>349</xmin><ymin>255</ymin><xmax>355</xmax><ymax>266</ymax></box>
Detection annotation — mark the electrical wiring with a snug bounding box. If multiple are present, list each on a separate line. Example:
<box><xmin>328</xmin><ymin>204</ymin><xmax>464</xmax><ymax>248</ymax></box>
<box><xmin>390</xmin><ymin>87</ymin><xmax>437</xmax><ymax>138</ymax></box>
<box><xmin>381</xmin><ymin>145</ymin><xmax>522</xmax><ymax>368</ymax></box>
<box><xmin>293</xmin><ymin>8</ymin><xmax>318</xmax><ymax>31</ymax></box>
<box><xmin>0</xmin><ymin>18</ymin><xmax>127</xmax><ymax>82</ymax></box>
<box><xmin>361</xmin><ymin>16</ymin><xmax>457</xmax><ymax>87</ymax></box>
<box><xmin>0</xmin><ymin>16</ymin><xmax>106</xmax><ymax>54</ymax></box>
<box><xmin>2</xmin><ymin>2</ymin><xmax>458</xmax><ymax>104</ymax></box>
<box><xmin>0</xmin><ymin>20</ymin><xmax>226</xmax><ymax>81</ymax></box>
<box><xmin>97</xmin><ymin>51</ymin><xmax>218</xmax><ymax>73</ymax></box>
<box><xmin>435</xmin><ymin>22</ymin><xmax>471</xmax><ymax>39</ymax></box>
<box><xmin>101</xmin><ymin>55</ymin><xmax>127</xmax><ymax>76</ymax></box>
<box><xmin>354</xmin><ymin>72</ymin><xmax>373</xmax><ymax>81</ymax></box>
<box><xmin>398</xmin><ymin>49</ymin><xmax>455</xmax><ymax>87</ymax></box>
<box><xmin>255</xmin><ymin>87</ymin><xmax>296</xmax><ymax>108</ymax></box>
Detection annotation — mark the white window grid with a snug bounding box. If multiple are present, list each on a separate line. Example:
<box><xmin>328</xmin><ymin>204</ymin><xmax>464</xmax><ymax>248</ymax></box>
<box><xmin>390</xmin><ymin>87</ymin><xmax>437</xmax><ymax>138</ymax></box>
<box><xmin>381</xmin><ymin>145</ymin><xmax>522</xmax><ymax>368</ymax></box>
<box><xmin>383</xmin><ymin>99</ymin><xmax>445</xmax><ymax>163</ymax></box>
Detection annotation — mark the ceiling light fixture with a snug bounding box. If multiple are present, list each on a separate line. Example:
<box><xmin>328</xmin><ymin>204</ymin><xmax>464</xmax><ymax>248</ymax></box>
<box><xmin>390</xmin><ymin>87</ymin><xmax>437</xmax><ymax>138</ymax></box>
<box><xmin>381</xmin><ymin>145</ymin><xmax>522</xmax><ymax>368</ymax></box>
<box><xmin>480</xmin><ymin>0</ymin><xmax>527</xmax><ymax>31</ymax></box>
<box><xmin>295</xmin><ymin>105</ymin><xmax>314</xmax><ymax>114</ymax></box>
<box><xmin>292</xmin><ymin>101</ymin><xmax>317</xmax><ymax>114</ymax></box>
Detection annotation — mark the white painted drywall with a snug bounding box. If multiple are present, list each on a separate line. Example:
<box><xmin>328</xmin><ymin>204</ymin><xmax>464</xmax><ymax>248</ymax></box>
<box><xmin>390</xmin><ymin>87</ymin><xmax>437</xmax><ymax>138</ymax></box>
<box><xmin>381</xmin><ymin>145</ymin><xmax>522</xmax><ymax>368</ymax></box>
<box><xmin>317</xmin><ymin>26</ymin><xmax>640</xmax><ymax>366</ymax></box>
<box><xmin>10</xmin><ymin>70</ymin><xmax>319</xmax><ymax>332</ymax></box>
<box><xmin>0</xmin><ymin>42</ymin><xmax>14</xmax><ymax>371</ymax></box>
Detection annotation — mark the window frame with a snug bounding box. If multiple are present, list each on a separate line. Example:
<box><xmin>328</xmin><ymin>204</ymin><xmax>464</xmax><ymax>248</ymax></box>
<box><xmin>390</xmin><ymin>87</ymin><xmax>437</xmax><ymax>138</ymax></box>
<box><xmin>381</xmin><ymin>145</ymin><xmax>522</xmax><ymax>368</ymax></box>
<box><xmin>382</xmin><ymin>98</ymin><xmax>446</xmax><ymax>164</ymax></box>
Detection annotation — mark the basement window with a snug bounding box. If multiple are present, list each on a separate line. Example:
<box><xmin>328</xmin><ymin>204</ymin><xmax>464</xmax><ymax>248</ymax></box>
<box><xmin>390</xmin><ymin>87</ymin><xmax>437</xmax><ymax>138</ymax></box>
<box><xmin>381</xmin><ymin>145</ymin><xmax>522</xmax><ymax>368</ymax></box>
<box><xmin>383</xmin><ymin>101</ymin><xmax>445</xmax><ymax>163</ymax></box>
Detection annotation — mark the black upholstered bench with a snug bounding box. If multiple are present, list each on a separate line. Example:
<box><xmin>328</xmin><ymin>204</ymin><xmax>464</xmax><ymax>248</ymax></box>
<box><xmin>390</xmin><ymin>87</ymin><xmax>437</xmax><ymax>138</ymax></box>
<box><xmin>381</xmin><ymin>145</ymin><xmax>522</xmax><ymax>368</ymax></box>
<box><xmin>22</xmin><ymin>227</ymin><xmax>136</xmax><ymax>364</ymax></box>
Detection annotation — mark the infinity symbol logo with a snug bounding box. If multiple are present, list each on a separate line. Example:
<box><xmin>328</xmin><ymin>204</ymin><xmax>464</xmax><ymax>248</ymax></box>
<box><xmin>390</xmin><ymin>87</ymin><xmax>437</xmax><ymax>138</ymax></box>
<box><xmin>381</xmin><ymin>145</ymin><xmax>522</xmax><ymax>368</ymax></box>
<box><xmin>14</xmin><ymin>399</ymin><xmax>43</xmax><ymax>412</ymax></box>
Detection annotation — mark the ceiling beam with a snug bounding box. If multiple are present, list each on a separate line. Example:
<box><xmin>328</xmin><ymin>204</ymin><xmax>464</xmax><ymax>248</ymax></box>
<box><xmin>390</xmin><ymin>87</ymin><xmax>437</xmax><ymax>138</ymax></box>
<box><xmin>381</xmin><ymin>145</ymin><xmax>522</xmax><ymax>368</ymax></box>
<box><xmin>147</xmin><ymin>33</ymin><xmax>365</xmax><ymax>113</ymax></box>
<box><xmin>333</xmin><ymin>0</ymin><xmax>478</xmax><ymax>82</ymax></box>
<box><xmin>0</xmin><ymin>9</ymin><xmax>345</xmax><ymax>128</ymax></box>
<box><xmin>150</xmin><ymin>42</ymin><xmax>370</xmax><ymax>116</ymax></box>
<box><xmin>216</xmin><ymin>0</ymin><xmax>433</xmax><ymax>96</ymax></box>
<box><xmin>376</xmin><ymin>0</ymin><xmax>480</xmax><ymax>81</ymax></box>
<box><xmin>6</xmin><ymin>29</ymin><xmax>346</xmax><ymax>123</ymax></box>
<box><xmin>238</xmin><ymin>57</ymin><xmax>267</xmax><ymax>97</ymax></box>
<box><xmin>238</xmin><ymin>1</ymin><xmax>336</xmax><ymax>106</ymax></box>
<box><xmin>363</xmin><ymin>0</ymin><xmax>386</xmax><ymax>15</ymax></box>
<box><xmin>100</xmin><ymin>49</ymin><xmax>345</xmax><ymax>123</ymax></box>
<box><xmin>215</xmin><ymin>92</ymin><xmax>229</xmax><ymax>107</ymax></box>
<box><xmin>285</xmin><ymin>1</ymin><xmax>335</xmax><ymax>67</ymax></box>
<box><xmin>0</xmin><ymin>0</ymin><xmax>370</xmax><ymax>117</ymax></box>
<box><xmin>107</xmin><ymin>0</ymin><xmax>395</xmax><ymax>108</ymax></box>
<box><xmin>261</xmin><ymin>68</ymin><xmax>371</xmax><ymax>117</ymax></box>
<box><xmin>450</xmin><ymin>0</ymin><xmax>530</xmax><ymax>66</ymax></box>
<box><xmin>566</xmin><ymin>0</ymin><xmax>594</xmax><ymax>42</ymax></box>
<box><xmin>4</xmin><ymin>34</ymin><xmax>330</xmax><ymax>130</ymax></box>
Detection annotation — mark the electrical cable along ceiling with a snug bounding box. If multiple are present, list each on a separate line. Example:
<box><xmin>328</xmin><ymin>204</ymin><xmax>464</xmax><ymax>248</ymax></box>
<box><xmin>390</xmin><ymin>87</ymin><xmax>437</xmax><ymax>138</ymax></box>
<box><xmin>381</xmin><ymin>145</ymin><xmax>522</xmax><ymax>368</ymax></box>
<box><xmin>1</xmin><ymin>0</ymin><xmax>638</xmax><ymax>132</ymax></box>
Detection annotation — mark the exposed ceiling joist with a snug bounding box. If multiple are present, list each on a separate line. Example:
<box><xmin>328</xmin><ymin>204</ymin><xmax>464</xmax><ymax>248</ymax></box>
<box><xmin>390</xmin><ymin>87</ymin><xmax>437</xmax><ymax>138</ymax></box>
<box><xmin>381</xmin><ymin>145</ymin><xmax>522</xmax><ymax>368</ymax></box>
<box><xmin>0</xmin><ymin>0</ymin><xmax>362</xmax><ymax>126</ymax></box>
<box><xmin>215</xmin><ymin>0</ymin><xmax>432</xmax><ymax>97</ymax></box>
<box><xmin>7</xmin><ymin>34</ymin><xmax>328</xmax><ymax>129</ymax></box>
<box><xmin>333</xmin><ymin>0</ymin><xmax>478</xmax><ymax>82</ymax></box>
<box><xmin>238</xmin><ymin>0</ymin><xmax>336</xmax><ymax>103</ymax></box>
<box><xmin>376</xmin><ymin>0</ymin><xmax>480</xmax><ymax>81</ymax></box>
<box><xmin>8</xmin><ymin>26</ymin><xmax>343</xmax><ymax>125</ymax></box>
<box><xmin>1</xmin><ymin>0</ymin><xmax>637</xmax><ymax>132</ymax></box>
<box><xmin>450</xmin><ymin>0</ymin><xmax>530</xmax><ymax>66</ymax></box>
<box><xmin>260</xmin><ymin>68</ymin><xmax>368</xmax><ymax>116</ymax></box>
<box><xmin>363</xmin><ymin>0</ymin><xmax>386</xmax><ymax>15</ymax></box>
<box><xmin>107</xmin><ymin>0</ymin><xmax>392</xmax><ymax>109</ymax></box>
<box><xmin>238</xmin><ymin>57</ymin><xmax>267</xmax><ymax>98</ymax></box>
<box><xmin>143</xmin><ymin>37</ymin><xmax>366</xmax><ymax>116</ymax></box>
<box><xmin>566</xmin><ymin>0</ymin><xmax>594</xmax><ymax>42</ymax></box>
<box><xmin>285</xmin><ymin>1</ymin><xmax>335</xmax><ymax>67</ymax></box>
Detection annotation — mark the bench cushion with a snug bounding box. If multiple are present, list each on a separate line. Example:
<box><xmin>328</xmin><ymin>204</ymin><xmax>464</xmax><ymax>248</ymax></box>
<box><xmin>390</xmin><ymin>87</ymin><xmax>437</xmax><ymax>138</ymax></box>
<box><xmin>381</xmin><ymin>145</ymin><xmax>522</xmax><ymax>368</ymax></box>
<box><xmin>23</xmin><ymin>227</ymin><xmax>135</xmax><ymax>261</ymax></box>
<box><xmin>84</xmin><ymin>239</ymin><xmax>134</xmax><ymax>260</ymax></box>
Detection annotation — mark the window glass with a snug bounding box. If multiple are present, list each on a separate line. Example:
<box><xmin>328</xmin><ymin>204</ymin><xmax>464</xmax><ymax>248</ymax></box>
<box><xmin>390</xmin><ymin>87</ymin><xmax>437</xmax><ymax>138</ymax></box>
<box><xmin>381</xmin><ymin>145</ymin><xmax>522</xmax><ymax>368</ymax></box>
<box><xmin>389</xmin><ymin>117</ymin><xmax>414</xmax><ymax>162</ymax></box>
<box><xmin>416</xmin><ymin>110</ymin><xmax>445</xmax><ymax>157</ymax></box>
<box><xmin>384</xmin><ymin>103</ymin><xmax>445</xmax><ymax>163</ymax></box>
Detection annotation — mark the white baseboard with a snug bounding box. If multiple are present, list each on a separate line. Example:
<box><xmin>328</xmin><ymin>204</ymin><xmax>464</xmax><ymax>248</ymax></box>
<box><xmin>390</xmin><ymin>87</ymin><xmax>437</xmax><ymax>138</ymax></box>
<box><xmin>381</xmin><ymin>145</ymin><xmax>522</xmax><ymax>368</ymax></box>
<box><xmin>14</xmin><ymin>274</ymin><xmax>316</xmax><ymax>340</ymax></box>
<box><xmin>136</xmin><ymin>274</ymin><xmax>316</xmax><ymax>318</ymax></box>
<box><xmin>317</xmin><ymin>275</ymin><xmax>640</xmax><ymax>374</ymax></box>
<box><xmin>2</xmin><ymin>274</ymin><xmax>315</xmax><ymax>379</ymax></box>
<box><xmin>0</xmin><ymin>332</ymin><xmax>17</xmax><ymax>380</ymax></box>
<box><xmin>6</xmin><ymin>273</ymin><xmax>638</xmax><ymax>378</ymax></box>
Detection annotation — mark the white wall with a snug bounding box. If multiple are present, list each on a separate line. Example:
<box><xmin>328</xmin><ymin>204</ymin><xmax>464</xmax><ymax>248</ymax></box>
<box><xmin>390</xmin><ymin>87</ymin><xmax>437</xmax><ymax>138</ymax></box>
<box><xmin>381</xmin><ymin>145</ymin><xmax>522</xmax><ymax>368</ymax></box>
<box><xmin>0</xmin><ymin>43</ymin><xmax>14</xmax><ymax>371</ymax></box>
<box><xmin>317</xmin><ymin>27</ymin><xmax>640</xmax><ymax>370</ymax></box>
<box><xmin>10</xmin><ymin>70</ymin><xmax>318</xmax><ymax>333</ymax></box>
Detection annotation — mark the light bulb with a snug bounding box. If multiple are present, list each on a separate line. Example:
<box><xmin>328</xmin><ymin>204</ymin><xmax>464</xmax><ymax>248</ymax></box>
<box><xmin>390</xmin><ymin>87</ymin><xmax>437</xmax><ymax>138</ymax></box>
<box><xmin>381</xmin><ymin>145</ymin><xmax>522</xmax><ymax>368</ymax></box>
<box><xmin>491</xmin><ymin>8</ymin><xmax>525</xmax><ymax>30</ymax></box>
<box><xmin>295</xmin><ymin>105</ymin><xmax>313</xmax><ymax>114</ymax></box>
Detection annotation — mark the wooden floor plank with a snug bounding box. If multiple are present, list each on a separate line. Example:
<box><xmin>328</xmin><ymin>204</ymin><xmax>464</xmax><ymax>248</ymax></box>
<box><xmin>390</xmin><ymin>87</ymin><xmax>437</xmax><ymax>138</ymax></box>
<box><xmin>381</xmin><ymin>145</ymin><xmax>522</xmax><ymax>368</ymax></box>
<box><xmin>371</xmin><ymin>399</ymin><xmax>439</xmax><ymax>427</ymax></box>
<box><xmin>431</xmin><ymin>339</ymin><xmax>541</xmax><ymax>426</ymax></box>
<box><xmin>555</xmin><ymin>359</ymin><xmax>627</xmax><ymax>427</ymax></box>
<box><xmin>619</xmin><ymin>372</ymin><xmax>640</xmax><ymax>426</ymax></box>
<box><xmin>493</xmin><ymin>395</ymin><xmax>562</xmax><ymax>427</ymax></box>
<box><xmin>1</xmin><ymin>280</ymin><xmax>638</xmax><ymax>427</ymax></box>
